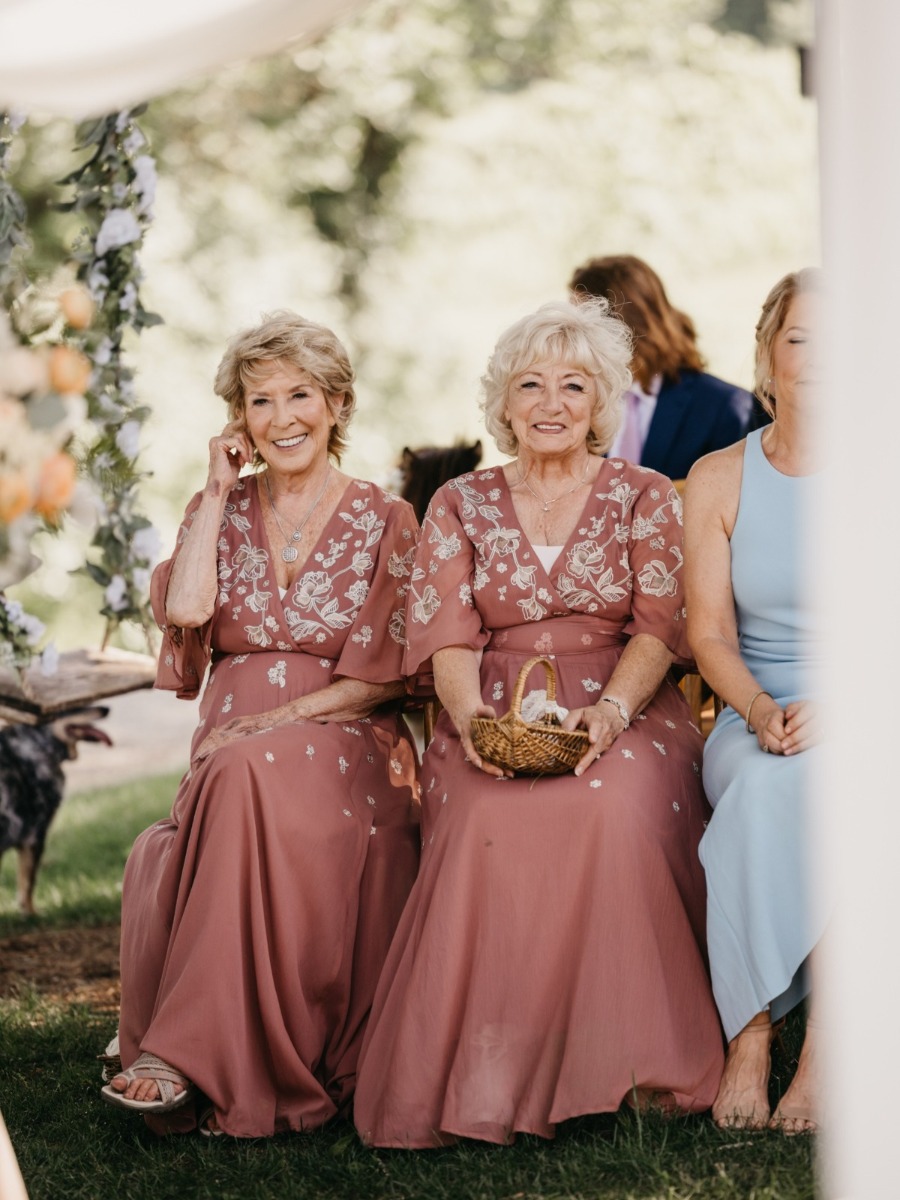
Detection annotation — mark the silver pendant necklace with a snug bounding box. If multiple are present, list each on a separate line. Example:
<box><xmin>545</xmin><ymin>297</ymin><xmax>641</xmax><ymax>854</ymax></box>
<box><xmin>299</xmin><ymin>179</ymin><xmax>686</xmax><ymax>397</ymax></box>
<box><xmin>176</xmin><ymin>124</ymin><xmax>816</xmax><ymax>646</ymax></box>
<box><xmin>264</xmin><ymin>466</ymin><xmax>331</xmax><ymax>563</ymax></box>
<box><xmin>515</xmin><ymin>461</ymin><xmax>592</xmax><ymax>512</ymax></box>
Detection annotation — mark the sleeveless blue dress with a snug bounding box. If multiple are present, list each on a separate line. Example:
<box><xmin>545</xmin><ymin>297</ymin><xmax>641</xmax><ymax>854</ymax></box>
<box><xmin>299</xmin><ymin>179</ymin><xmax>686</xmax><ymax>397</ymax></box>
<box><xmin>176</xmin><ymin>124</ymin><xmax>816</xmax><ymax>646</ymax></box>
<box><xmin>699</xmin><ymin>428</ymin><xmax>825</xmax><ymax>1041</ymax></box>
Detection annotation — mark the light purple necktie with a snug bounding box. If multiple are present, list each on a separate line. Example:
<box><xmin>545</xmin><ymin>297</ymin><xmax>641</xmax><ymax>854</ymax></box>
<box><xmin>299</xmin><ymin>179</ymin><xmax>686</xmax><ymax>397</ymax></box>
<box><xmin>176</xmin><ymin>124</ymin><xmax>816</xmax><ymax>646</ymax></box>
<box><xmin>617</xmin><ymin>390</ymin><xmax>644</xmax><ymax>463</ymax></box>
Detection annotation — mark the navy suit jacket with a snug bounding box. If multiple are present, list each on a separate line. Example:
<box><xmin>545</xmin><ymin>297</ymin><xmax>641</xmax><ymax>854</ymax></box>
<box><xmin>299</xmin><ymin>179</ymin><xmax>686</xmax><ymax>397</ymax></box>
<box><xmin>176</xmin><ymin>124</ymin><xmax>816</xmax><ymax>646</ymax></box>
<box><xmin>638</xmin><ymin>370</ymin><xmax>764</xmax><ymax>482</ymax></box>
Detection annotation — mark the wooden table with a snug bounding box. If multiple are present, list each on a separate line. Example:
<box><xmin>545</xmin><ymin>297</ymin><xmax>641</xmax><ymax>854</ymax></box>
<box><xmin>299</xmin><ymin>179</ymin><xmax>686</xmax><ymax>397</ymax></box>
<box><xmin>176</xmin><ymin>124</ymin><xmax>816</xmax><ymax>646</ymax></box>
<box><xmin>0</xmin><ymin>647</ymin><xmax>157</xmax><ymax>725</ymax></box>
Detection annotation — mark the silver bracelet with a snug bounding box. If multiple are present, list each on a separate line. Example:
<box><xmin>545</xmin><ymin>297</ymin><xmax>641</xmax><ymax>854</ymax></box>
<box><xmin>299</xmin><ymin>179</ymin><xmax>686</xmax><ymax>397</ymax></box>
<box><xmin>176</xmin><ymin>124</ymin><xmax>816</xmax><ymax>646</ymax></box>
<box><xmin>599</xmin><ymin>695</ymin><xmax>630</xmax><ymax>730</ymax></box>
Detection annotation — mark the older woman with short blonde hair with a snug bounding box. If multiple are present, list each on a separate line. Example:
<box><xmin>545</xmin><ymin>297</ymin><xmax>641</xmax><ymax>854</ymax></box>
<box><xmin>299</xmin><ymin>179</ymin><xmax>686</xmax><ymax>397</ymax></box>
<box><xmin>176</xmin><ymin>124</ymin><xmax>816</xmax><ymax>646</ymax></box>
<box><xmin>355</xmin><ymin>298</ymin><xmax>723</xmax><ymax>1148</ymax></box>
<box><xmin>103</xmin><ymin>311</ymin><xmax>420</xmax><ymax>1138</ymax></box>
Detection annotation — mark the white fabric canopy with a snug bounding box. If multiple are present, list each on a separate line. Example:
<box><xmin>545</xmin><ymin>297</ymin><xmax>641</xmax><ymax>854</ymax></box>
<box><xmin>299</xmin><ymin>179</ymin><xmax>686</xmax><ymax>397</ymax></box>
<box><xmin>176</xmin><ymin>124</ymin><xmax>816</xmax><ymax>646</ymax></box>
<box><xmin>0</xmin><ymin>0</ymin><xmax>369</xmax><ymax>118</ymax></box>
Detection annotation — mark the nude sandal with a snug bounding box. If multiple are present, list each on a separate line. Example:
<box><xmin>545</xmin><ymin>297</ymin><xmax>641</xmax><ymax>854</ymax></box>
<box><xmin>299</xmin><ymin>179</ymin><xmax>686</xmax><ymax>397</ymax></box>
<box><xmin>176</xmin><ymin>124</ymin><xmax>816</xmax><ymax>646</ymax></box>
<box><xmin>100</xmin><ymin>1052</ymin><xmax>195</xmax><ymax>1113</ymax></box>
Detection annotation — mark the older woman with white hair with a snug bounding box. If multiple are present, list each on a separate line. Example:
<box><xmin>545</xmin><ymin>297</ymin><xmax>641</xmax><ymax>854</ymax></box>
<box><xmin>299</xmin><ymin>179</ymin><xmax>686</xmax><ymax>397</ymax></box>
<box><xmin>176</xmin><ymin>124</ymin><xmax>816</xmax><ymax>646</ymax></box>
<box><xmin>354</xmin><ymin>298</ymin><xmax>724</xmax><ymax>1148</ymax></box>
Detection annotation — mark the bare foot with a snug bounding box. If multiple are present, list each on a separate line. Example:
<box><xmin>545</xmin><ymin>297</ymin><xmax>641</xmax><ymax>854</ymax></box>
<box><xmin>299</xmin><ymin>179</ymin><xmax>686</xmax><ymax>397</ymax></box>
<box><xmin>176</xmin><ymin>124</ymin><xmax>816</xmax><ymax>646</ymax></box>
<box><xmin>712</xmin><ymin>1012</ymin><xmax>774</xmax><ymax>1131</ymax></box>
<box><xmin>769</xmin><ymin>1021</ymin><xmax>819</xmax><ymax>1135</ymax></box>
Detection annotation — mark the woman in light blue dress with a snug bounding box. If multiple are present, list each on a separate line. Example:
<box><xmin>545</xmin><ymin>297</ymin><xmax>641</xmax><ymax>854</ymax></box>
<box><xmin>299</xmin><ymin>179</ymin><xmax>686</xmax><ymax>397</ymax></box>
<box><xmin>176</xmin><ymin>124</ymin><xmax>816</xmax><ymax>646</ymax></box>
<box><xmin>683</xmin><ymin>269</ymin><xmax>824</xmax><ymax>1135</ymax></box>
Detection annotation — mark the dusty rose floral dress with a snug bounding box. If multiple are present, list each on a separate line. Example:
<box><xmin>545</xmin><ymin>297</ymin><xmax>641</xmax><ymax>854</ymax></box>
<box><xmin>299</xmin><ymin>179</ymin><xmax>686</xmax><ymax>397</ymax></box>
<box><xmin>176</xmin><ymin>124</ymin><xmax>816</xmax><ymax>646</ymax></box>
<box><xmin>354</xmin><ymin>459</ymin><xmax>723</xmax><ymax>1147</ymax></box>
<box><xmin>117</xmin><ymin>475</ymin><xmax>420</xmax><ymax>1138</ymax></box>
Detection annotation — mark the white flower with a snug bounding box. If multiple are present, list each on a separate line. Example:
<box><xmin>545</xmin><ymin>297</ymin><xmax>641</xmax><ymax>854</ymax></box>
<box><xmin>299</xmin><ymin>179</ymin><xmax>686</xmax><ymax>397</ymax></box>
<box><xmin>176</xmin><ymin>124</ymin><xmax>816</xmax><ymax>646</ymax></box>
<box><xmin>119</xmin><ymin>282</ymin><xmax>137</xmax><ymax>314</ymax></box>
<box><xmin>132</xmin><ymin>155</ymin><xmax>157</xmax><ymax>215</ymax></box>
<box><xmin>40</xmin><ymin>643</ymin><xmax>59</xmax><ymax>676</ymax></box>
<box><xmin>339</xmin><ymin>757</ymin><xmax>349</xmax><ymax>774</ymax></box>
<box><xmin>104</xmin><ymin>575</ymin><xmax>129</xmax><ymax>612</ymax></box>
<box><xmin>88</xmin><ymin>269</ymin><xmax>110</xmax><ymax>302</ymax></box>
<box><xmin>131</xmin><ymin>567</ymin><xmax>151</xmax><ymax>593</ymax></box>
<box><xmin>115</xmin><ymin>420</ymin><xmax>142</xmax><ymax>459</ymax></box>
<box><xmin>222</xmin><ymin>694</ymin><xmax>234</xmax><ymax>713</ymax></box>
<box><xmin>131</xmin><ymin>525</ymin><xmax>161</xmax><ymax>563</ymax></box>
<box><xmin>95</xmin><ymin>209</ymin><xmax>142</xmax><ymax>257</ymax></box>
<box><xmin>589</xmin><ymin>780</ymin><xmax>602</xmax><ymax>789</ymax></box>
<box><xmin>265</xmin><ymin>752</ymin><xmax>275</xmax><ymax>763</ymax></box>
<box><xmin>123</xmin><ymin>128</ymin><xmax>146</xmax><ymax>154</ymax></box>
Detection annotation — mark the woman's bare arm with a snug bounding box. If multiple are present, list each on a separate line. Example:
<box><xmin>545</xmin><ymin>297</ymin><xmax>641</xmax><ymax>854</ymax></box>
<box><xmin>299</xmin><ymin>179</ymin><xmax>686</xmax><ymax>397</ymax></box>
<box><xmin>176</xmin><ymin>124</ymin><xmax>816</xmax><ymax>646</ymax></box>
<box><xmin>165</xmin><ymin>422</ymin><xmax>254</xmax><ymax>628</ymax></box>
<box><xmin>684</xmin><ymin>445</ymin><xmax>787</xmax><ymax>751</ymax></box>
<box><xmin>194</xmin><ymin>676</ymin><xmax>406</xmax><ymax>761</ymax></box>
<box><xmin>432</xmin><ymin>645</ymin><xmax>509</xmax><ymax>778</ymax></box>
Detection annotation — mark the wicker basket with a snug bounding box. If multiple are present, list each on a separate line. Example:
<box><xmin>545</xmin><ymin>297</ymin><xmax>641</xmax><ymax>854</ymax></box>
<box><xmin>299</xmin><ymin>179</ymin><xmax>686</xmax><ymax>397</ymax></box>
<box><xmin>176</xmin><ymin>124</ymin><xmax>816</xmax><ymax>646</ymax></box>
<box><xmin>470</xmin><ymin>656</ymin><xmax>590</xmax><ymax>775</ymax></box>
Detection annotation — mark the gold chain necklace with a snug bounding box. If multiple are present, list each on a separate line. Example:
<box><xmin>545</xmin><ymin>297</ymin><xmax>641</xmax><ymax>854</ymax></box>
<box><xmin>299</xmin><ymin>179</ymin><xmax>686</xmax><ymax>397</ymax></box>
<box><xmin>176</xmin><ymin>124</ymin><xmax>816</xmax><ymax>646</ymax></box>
<box><xmin>514</xmin><ymin>461</ymin><xmax>592</xmax><ymax>513</ymax></box>
<box><xmin>264</xmin><ymin>467</ymin><xmax>331</xmax><ymax>563</ymax></box>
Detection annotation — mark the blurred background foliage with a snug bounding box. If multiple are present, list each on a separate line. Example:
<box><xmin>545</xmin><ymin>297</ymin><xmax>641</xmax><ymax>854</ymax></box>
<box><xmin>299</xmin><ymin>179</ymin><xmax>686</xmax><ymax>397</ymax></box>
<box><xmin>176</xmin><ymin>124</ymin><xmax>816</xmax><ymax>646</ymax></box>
<box><xmin>5</xmin><ymin>0</ymin><xmax>816</xmax><ymax>651</ymax></box>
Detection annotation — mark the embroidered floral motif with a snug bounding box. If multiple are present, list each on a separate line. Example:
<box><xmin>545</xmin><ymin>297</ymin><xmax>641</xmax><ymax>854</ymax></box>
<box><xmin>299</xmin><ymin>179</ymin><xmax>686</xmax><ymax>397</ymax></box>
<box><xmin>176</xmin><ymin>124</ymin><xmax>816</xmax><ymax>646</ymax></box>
<box><xmin>653</xmin><ymin>741</ymin><xmax>667</xmax><ymax>755</ymax></box>
<box><xmin>267</xmin><ymin>660</ymin><xmax>286</xmax><ymax>688</ymax></box>
<box><xmin>352</xmin><ymin>625</ymin><xmax>373</xmax><ymax>647</ymax></box>
<box><xmin>338</xmin><ymin>757</ymin><xmax>349</xmax><ymax>774</ymax></box>
<box><xmin>221</xmin><ymin>693</ymin><xmax>233</xmax><ymax>713</ymax></box>
<box><xmin>582</xmin><ymin>678</ymin><xmax>603</xmax><ymax>693</ymax></box>
<box><xmin>265</xmin><ymin>752</ymin><xmax>275</xmax><ymax>762</ymax></box>
<box><xmin>589</xmin><ymin>780</ymin><xmax>602</xmax><ymax>788</ymax></box>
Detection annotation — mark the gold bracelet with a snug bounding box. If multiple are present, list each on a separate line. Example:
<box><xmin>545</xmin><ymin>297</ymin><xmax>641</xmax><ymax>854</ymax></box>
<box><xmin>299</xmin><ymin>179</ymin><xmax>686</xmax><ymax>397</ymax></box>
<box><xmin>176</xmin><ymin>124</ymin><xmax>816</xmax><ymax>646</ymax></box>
<box><xmin>745</xmin><ymin>689</ymin><xmax>769</xmax><ymax>734</ymax></box>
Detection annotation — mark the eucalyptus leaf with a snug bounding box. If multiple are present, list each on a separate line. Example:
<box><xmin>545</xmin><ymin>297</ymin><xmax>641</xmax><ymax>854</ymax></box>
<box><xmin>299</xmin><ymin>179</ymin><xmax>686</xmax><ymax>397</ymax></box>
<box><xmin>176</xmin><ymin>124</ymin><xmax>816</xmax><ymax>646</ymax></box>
<box><xmin>25</xmin><ymin>392</ymin><xmax>67</xmax><ymax>430</ymax></box>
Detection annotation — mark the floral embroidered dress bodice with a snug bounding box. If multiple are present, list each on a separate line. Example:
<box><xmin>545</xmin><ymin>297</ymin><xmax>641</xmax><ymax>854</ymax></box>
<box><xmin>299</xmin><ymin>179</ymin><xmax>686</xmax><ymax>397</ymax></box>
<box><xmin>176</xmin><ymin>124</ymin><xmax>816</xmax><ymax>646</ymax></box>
<box><xmin>404</xmin><ymin>458</ymin><xmax>690</xmax><ymax>665</ymax></box>
<box><xmin>155</xmin><ymin>474</ymin><xmax>417</xmax><ymax>699</ymax></box>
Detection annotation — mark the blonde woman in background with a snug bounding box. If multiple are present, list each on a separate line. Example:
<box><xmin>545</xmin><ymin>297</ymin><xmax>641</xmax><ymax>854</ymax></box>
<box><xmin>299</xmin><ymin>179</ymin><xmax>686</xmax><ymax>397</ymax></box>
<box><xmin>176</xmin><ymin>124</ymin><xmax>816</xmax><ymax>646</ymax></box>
<box><xmin>684</xmin><ymin>269</ymin><xmax>825</xmax><ymax>1134</ymax></box>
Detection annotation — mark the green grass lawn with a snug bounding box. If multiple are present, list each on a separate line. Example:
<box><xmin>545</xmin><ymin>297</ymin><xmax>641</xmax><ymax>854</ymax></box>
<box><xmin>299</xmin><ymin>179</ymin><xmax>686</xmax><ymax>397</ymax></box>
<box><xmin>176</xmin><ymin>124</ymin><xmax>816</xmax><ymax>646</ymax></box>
<box><xmin>0</xmin><ymin>773</ymin><xmax>817</xmax><ymax>1200</ymax></box>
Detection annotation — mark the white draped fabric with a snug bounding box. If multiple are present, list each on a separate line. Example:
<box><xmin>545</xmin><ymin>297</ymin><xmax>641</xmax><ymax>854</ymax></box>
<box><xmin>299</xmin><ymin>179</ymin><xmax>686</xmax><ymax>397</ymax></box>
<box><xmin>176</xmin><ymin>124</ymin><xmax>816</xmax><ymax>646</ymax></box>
<box><xmin>0</xmin><ymin>0</ymin><xmax>369</xmax><ymax>118</ymax></box>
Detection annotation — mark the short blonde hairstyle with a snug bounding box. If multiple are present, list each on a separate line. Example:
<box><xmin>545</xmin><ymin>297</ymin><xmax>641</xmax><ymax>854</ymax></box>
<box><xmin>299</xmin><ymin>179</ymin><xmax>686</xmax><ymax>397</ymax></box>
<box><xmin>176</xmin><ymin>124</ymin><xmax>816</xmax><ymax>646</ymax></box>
<box><xmin>481</xmin><ymin>298</ymin><xmax>633</xmax><ymax>457</ymax></box>
<box><xmin>213</xmin><ymin>310</ymin><xmax>356</xmax><ymax>464</ymax></box>
<box><xmin>754</xmin><ymin>268</ymin><xmax>822</xmax><ymax>418</ymax></box>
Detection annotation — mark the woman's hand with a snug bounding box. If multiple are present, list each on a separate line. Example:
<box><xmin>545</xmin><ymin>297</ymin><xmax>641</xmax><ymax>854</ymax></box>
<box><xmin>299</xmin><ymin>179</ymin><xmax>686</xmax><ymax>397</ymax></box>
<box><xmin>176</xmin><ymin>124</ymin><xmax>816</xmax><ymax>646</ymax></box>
<box><xmin>752</xmin><ymin>695</ymin><xmax>788</xmax><ymax>755</ymax></box>
<box><xmin>194</xmin><ymin>711</ymin><xmax>290</xmax><ymax>762</ymax></box>
<box><xmin>456</xmin><ymin>703</ymin><xmax>513</xmax><ymax>779</ymax></box>
<box><xmin>563</xmin><ymin>702</ymin><xmax>626</xmax><ymax>776</ymax></box>
<box><xmin>207</xmin><ymin>420</ymin><xmax>254</xmax><ymax>492</ymax></box>
<box><xmin>781</xmin><ymin>699</ymin><xmax>820</xmax><ymax>755</ymax></box>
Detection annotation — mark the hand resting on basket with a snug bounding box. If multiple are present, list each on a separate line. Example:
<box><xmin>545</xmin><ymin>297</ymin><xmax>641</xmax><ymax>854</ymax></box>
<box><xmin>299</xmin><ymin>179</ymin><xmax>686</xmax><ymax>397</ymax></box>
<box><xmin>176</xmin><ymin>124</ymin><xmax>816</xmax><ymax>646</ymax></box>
<box><xmin>561</xmin><ymin>702</ymin><xmax>628</xmax><ymax>776</ymax></box>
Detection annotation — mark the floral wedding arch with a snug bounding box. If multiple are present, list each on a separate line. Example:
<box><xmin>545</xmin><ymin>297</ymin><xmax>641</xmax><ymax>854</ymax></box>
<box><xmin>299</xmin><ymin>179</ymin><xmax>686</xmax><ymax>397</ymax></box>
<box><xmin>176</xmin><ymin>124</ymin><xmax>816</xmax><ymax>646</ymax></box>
<box><xmin>0</xmin><ymin>107</ymin><xmax>163</xmax><ymax>675</ymax></box>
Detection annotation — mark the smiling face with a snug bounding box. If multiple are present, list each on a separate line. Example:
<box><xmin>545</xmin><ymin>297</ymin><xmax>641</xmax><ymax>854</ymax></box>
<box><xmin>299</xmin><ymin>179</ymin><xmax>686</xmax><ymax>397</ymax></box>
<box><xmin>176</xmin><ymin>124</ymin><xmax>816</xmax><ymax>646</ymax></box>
<box><xmin>770</xmin><ymin>291</ymin><xmax>820</xmax><ymax>411</ymax></box>
<box><xmin>504</xmin><ymin>362</ymin><xmax>598</xmax><ymax>461</ymax></box>
<box><xmin>242</xmin><ymin>360</ymin><xmax>337</xmax><ymax>478</ymax></box>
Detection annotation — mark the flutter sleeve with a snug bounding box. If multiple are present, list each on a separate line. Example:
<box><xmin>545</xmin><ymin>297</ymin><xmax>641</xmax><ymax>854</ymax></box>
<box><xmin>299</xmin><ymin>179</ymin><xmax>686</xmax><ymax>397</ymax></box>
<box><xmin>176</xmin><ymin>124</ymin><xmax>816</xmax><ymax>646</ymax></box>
<box><xmin>622</xmin><ymin>471</ymin><xmax>694</xmax><ymax>667</ymax></box>
<box><xmin>333</xmin><ymin>494</ymin><xmax>419</xmax><ymax>685</ymax></box>
<box><xmin>403</xmin><ymin>481</ymin><xmax>490</xmax><ymax>678</ymax></box>
<box><xmin>151</xmin><ymin>491</ymin><xmax>214</xmax><ymax>700</ymax></box>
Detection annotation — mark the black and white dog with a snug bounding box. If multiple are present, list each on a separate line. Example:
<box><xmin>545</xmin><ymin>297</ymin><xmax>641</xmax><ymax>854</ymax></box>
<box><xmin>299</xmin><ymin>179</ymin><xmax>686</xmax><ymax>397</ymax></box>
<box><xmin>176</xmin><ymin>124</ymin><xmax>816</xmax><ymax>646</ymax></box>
<box><xmin>0</xmin><ymin>707</ymin><xmax>112</xmax><ymax>914</ymax></box>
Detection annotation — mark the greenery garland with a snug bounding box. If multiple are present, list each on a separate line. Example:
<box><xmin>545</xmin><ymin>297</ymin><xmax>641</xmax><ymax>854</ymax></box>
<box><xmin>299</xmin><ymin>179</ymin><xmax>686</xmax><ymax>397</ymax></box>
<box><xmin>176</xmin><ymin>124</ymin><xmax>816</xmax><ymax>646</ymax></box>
<box><xmin>61</xmin><ymin>107</ymin><xmax>162</xmax><ymax>643</ymax></box>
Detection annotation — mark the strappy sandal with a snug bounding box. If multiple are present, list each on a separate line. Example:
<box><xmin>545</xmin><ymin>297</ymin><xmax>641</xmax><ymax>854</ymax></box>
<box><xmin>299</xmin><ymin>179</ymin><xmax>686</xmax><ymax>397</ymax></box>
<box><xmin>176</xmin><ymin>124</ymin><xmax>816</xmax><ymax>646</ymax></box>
<box><xmin>100</xmin><ymin>1052</ymin><xmax>195</xmax><ymax>1113</ymax></box>
<box><xmin>97</xmin><ymin>1035</ymin><xmax>121</xmax><ymax>1084</ymax></box>
<box><xmin>197</xmin><ymin>1105</ymin><xmax>225</xmax><ymax>1138</ymax></box>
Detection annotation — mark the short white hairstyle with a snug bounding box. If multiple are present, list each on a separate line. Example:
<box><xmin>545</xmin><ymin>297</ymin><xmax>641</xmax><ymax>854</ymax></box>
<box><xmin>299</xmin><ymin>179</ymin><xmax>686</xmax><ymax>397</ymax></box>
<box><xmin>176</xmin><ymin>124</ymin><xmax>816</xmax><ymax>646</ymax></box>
<box><xmin>480</xmin><ymin>298</ymin><xmax>633</xmax><ymax>457</ymax></box>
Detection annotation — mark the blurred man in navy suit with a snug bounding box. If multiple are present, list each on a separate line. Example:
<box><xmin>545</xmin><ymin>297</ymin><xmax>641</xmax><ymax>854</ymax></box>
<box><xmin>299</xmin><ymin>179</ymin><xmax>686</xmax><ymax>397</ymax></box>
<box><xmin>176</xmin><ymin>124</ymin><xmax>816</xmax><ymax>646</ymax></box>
<box><xmin>569</xmin><ymin>255</ymin><xmax>768</xmax><ymax>481</ymax></box>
